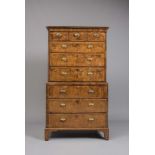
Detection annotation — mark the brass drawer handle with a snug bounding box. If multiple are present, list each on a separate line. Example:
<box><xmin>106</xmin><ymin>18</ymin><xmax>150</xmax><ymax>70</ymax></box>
<box><xmin>87</xmin><ymin>57</ymin><xmax>93</xmax><ymax>61</ymax></box>
<box><xmin>87</xmin><ymin>71</ymin><xmax>93</xmax><ymax>75</ymax></box>
<box><xmin>88</xmin><ymin>103</ymin><xmax>94</xmax><ymax>106</ymax></box>
<box><xmin>60</xmin><ymin>103</ymin><xmax>66</xmax><ymax>107</ymax></box>
<box><xmin>56</xmin><ymin>32</ymin><xmax>62</xmax><ymax>38</ymax></box>
<box><xmin>60</xmin><ymin>89</ymin><xmax>66</xmax><ymax>93</ymax></box>
<box><xmin>61</xmin><ymin>71</ymin><xmax>68</xmax><ymax>75</ymax></box>
<box><xmin>60</xmin><ymin>118</ymin><xmax>66</xmax><ymax>122</ymax></box>
<box><xmin>74</xmin><ymin>32</ymin><xmax>80</xmax><ymax>38</ymax></box>
<box><xmin>61</xmin><ymin>57</ymin><xmax>67</xmax><ymax>61</ymax></box>
<box><xmin>88</xmin><ymin>89</ymin><xmax>95</xmax><ymax>93</ymax></box>
<box><xmin>61</xmin><ymin>44</ymin><xmax>67</xmax><ymax>48</ymax></box>
<box><xmin>87</xmin><ymin>44</ymin><xmax>93</xmax><ymax>49</ymax></box>
<box><xmin>93</xmin><ymin>32</ymin><xmax>99</xmax><ymax>38</ymax></box>
<box><xmin>88</xmin><ymin>118</ymin><xmax>95</xmax><ymax>121</ymax></box>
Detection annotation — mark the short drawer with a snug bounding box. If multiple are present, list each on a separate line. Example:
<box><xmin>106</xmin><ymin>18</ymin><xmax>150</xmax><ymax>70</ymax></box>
<box><xmin>49</xmin><ymin>32</ymin><xmax>68</xmax><ymax>41</ymax></box>
<box><xmin>69</xmin><ymin>32</ymin><xmax>87</xmax><ymax>41</ymax></box>
<box><xmin>88</xmin><ymin>32</ymin><xmax>105</xmax><ymax>41</ymax></box>
<box><xmin>47</xmin><ymin>83</ymin><xmax>108</xmax><ymax>98</ymax></box>
<box><xmin>49</xmin><ymin>67</ymin><xmax>105</xmax><ymax>81</ymax></box>
<box><xmin>47</xmin><ymin>113</ymin><xmax>107</xmax><ymax>128</ymax></box>
<box><xmin>50</xmin><ymin>42</ymin><xmax>105</xmax><ymax>53</ymax></box>
<box><xmin>49</xmin><ymin>53</ymin><xmax>105</xmax><ymax>67</ymax></box>
<box><xmin>47</xmin><ymin>99</ymin><xmax>108</xmax><ymax>113</ymax></box>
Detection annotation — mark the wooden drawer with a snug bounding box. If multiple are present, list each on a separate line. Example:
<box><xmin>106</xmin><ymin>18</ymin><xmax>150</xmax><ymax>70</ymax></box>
<box><xmin>49</xmin><ymin>53</ymin><xmax>105</xmax><ymax>66</ymax></box>
<box><xmin>69</xmin><ymin>32</ymin><xmax>87</xmax><ymax>41</ymax></box>
<box><xmin>88</xmin><ymin>32</ymin><xmax>105</xmax><ymax>41</ymax></box>
<box><xmin>50</xmin><ymin>42</ymin><xmax>105</xmax><ymax>53</ymax></box>
<box><xmin>47</xmin><ymin>83</ymin><xmax>108</xmax><ymax>98</ymax></box>
<box><xmin>47</xmin><ymin>99</ymin><xmax>108</xmax><ymax>113</ymax></box>
<box><xmin>47</xmin><ymin>113</ymin><xmax>107</xmax><ymax>128</ymax></box>
<box><xmin>49</xmin><ymin>67</ymin><xmax>105</xmax><ymax>81</ymax></box>
<box><xmin>49</xmin><ymin>32</ymin><xmax>68</xmax><ymax>41</ymax></box>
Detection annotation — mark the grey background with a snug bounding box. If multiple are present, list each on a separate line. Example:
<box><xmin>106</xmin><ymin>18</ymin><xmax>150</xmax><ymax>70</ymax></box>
<box><xmin>26</xmin><ymin>0</ymin><xmax>128</xmax><ymax>154</ymax></box>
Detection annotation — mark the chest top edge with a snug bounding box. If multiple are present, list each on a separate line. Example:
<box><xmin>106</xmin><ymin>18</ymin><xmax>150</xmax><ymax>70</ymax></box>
<box><xmin>47</xmin><ymin>26</ymin><xmax>109</xmax><ymax>32</ymax></box>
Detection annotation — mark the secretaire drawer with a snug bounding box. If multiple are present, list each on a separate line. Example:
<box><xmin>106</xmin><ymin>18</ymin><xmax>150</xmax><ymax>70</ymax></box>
<box><xmin>47</xmin><ymin>113</ymin><xmax>107</xmax><ymax>128</ymax></box>
<box><xmin>49</xmin><ymin>53</ymin><xmax>105</xmax><ymax>66</ymax></box>
<box><xmin>50</xmin><ymin>42</ymin><xmax>105</xmax><ymax>53</ymax></box>
<box><xmin>47</xmin><ymin>83</ymin><xmax>108</xmax><ymax>98</ymax></box>
<box><xmin>49</xmin><ymin>67</ymin><xmax>105</xmax><ymax>81</ymax></box>
<box><xmin>47</xmin><ymin>99</ymin><xmax>108</xmax><ymax>113</ymax></box>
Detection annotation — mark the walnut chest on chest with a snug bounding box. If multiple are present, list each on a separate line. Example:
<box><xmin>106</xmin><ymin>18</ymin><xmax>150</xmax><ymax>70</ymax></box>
<box><xmin>45</xmin><ymin>26</ymin><xmax>109</xmax><ymax>140</ymax></box>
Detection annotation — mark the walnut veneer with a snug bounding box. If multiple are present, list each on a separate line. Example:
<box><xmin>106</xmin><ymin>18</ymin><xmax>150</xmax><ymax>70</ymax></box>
<box><xmin>45</xmin><ymin>26</ymin><xmax>109</xmax><ymax>140</ymax></box>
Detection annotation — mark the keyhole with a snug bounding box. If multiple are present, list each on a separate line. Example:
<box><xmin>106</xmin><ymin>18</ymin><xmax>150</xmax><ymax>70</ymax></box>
<box><xmin>76</xmin><ymin>100</ymin><xmax>79</xmax><ymax>104</ymax></box>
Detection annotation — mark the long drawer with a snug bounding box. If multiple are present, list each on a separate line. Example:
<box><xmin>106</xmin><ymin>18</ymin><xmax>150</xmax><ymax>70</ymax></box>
<box><xmin>47</xmin><ymin>113</ymin><xmax>107</xmax><ymax>128</ymax></box>
<box><xmin>49</xmin><ymin>53</ymin><xmax>105</xmax><ymax>66</ymax></box>
<box><xmin>49</xmin><ymin>67</ymin><xmax>105</xmax><ymax>81</ymax></box>
<box><xmin>47</xmin><ymin>99</ymin><xmax>108</xmax><ymax>113</ymax></box>
<box><xmin>50</xmin><ymin>42</ymin><xmax>105</xmax><ymax>53</ymax></box>
<box><xmin>47</xmin><ymin>83</ymin><xmax>108</xmax><ymax>98</ymax></box>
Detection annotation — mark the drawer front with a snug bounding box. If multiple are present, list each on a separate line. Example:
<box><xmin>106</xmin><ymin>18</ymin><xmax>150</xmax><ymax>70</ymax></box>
<box><xmin>49</xmin><ymin>53</ymin><xmax>105</xmax><ymax>66</ymax></box>
<box><xmin>50</xmin><ymin>42</ymin><xmax>105</xmax><ymax>53</ymax></box>
<box><xmin>49</xmin><ymin>32</ymin><xmax>68</xmax><ymax>41</ymax></box>
<box><xmin>50</xmin><ymin>53</ymin><xmax>77</xmax><ymax>66</ymax></box>
<box><xmin>49</xmin><ymin>67</ymin><xmax>77</xmax><ymax>81</ymax></box>
<box><xmin>88</xmin><ymin>32</ymin><xmax>105</xmax><ymax>41</ymax></box>
<box><xmin>78</xmin><ymin>53</ymin><xmax>105</xmax><ymax>66</ymax></box>
<box><xmin>47</xmin><ymin>84</ymin><xmax>108</xmax><ymax>98</ymax></box>
<box><xmin>69</xmin><ymin>32</ymin><xmax>87</xmax><ymax>41</ymax></box>
<box><xmin>47</xmin><ymin>113</ymin><xmax>107</xmax><ymax>128</ymax></box>
<box><xmin>49</xmin><ymin>67</ymin><xmax>105</xmax><ymax>81</ymax></box>
<box><xmin>47</xmin><ymin>99</ymin><xmax>108</xmax><ymax>113</ymax></box>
